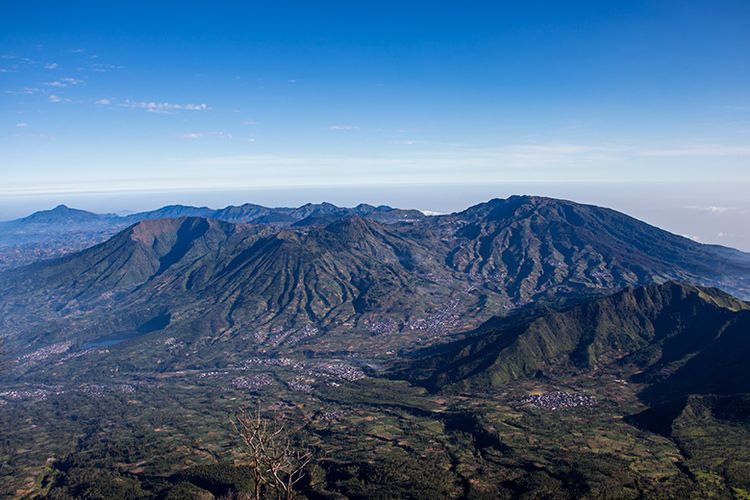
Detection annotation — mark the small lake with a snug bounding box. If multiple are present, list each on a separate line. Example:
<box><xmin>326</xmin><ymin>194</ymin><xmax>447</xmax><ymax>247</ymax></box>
<box><xmin>82</xmin><ymin>332</ymin><xmax>138</xmax><ymax>349</ymax></box>
<box><xmin>81</xmin><ymin>313</ymin><xmax>171</xmax><ymax>349</ymax></box>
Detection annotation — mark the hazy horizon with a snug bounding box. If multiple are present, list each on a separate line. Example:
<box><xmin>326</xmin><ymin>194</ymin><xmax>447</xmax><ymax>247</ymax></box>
<box><xmin>2</xmin><ymin>181</ymin><xmax>749</xmax><ymax>251</ymax></box>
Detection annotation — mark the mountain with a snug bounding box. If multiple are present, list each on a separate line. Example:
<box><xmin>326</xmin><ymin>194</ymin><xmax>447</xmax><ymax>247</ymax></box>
<box><xmin>0</xmin><ymin>201</ymin><xmax>426</xmax><ymax>271</ymax></box>
<box><xmin>119</xmin><ymin>201</ymin><xmax>425</xmax><ymax>226</ymax></box>
<box><xmin>0</xmin><ymin>204</ymin><xmax>120</xmax><ymax>237</ymax></box>
<box><xmin>123</xmin><ymin>204</ymin><xmax>216</xmax><ymax>221</ymax></box>
<box><xmin>4</xmin><ymin>196</ymin><xmax>749</xmax><ymax>295</ymax></box>
<box><xmin>1</xmin><ymin>201</ymin><xmax>424</xmax><ymax>232</ymax></box>
<box><xmin>397</xmin><ymin>282</ymin><xmax>750</xmax><ymax>400</ymax></box>
<box><xmin>0</xmin><ymin>205</ymin><xmax>129</xmax><ymax>270</ymax></box>
<box><xmin>431</xmin><ymin>196</ymin><xmax>750</xmax><ymax>300</ymax></box>
<box><xmin>13</xmin><ymin>204</ymin><xmax>116</xmax><ymax>224</ymax></box>
<box><xmin>2</xmin><ymin>196</ymin><xmax>750</xmax><ymax>375</ymax></box>
<box><xmin>0</xmin><ymin>215</ymin><xmax>452</xmax><ymax>367</ymax></box>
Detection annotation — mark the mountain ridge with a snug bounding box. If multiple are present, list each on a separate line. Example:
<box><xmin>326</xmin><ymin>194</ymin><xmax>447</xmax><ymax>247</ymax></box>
<box><xmin>396</xmin><ymin>281</ymin><xmax>750</xmax><ymax>402</ymax></box>
<box><xmin>2</xmin><ymin>196</ymin><xmax>750</xmax><ymax>377</ymax></box>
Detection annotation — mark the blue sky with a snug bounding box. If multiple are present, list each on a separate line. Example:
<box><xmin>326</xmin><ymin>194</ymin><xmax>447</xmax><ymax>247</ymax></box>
<box><xmin>1</xmin><ymin>1</ymin><xmax>750</xmax><ymax>246</ymax></box>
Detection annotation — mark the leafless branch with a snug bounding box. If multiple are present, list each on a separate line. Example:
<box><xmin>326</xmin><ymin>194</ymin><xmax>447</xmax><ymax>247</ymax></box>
<box><xmin>232</xmin><ymin>404</ymin><xmax>313</xmax><ymax>500</ymax></box>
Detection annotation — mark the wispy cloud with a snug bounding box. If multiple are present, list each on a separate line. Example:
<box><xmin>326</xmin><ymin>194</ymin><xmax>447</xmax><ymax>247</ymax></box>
<box><xmin>15</xmin><ymin>122</ymin><xmax>28</xmax><ymax>128</ymax></box>
<box><xmin>639</xmin><ymin>145</ymin><xmax>750</xmax><ymax>157</ymax></box>
<box><xmin>5</xmin><ymin>87</ymin><xmax>41</xmax><ymax>95</ymax></box>
<box><xmin>44</xmin><ymin>62</ymin><xmax>59</xmax><ymax>69</ymax></box>
<box><xmin>329</xmin><ymin>125</ymin><xmax>360</xmax><ymax>131</ymax></box>
<box><xmin>180</xmin><ymin>131</ymin><xmax>232</xmax><ymax>140</ymax></box>
<box><xmin>121</xmin><ymin>100</ymin><xmax>209</xmax><ymax>113</ymax></box>
<box><xmin>684</xmin><ymin>205</ymin><xmax>748</xmax><ymax>216</ymax></box>
<box><xmin>192</xmin><ymin>143</ymin><xmax>609</xmax><ymax>182</ymax></box>
<box><xmin>92</xmin><ymin>63</ymin><xmax>125</xmax><ymax>73</ymax></box>
<box><xmin>684</xmin><ymin>205</ymin><xmax>733</xmax><ymax>214</ymax></box>
<box><xmin>95</xmin><ymin>98</ymin><xmax>112</xmax><ymax>105</ymax></box>
<box><xmin>48</xmin><ymin>95</ymin><xmax>71</xmax><ymax>103</ymax></box>
<box><xmin>44</xmin><ymin>77</ymin><xmax>84</xmax><ymax>87</ymax></box>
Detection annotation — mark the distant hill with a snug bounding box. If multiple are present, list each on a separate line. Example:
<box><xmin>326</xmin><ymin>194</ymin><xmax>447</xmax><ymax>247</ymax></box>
<box><xmin>13</xmin><ymin>204</ymin><xmax>117</xmax><ymax>224</ymax></box>
<box><xmin>0</xmin><ymin>201</ymin><xmax>424</xmax><ymax>270</ymax></box>
<box><xmin>398</xmin><ymin>281</ymin><xmax>750</xmax><ymax>402</ymax></box>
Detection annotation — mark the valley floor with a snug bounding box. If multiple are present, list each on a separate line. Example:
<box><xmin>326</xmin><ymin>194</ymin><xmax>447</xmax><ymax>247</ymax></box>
<box><xmin>2</xmin><ymin>358</ymin><xmax>748</xmax><ymax>499</ymax></box>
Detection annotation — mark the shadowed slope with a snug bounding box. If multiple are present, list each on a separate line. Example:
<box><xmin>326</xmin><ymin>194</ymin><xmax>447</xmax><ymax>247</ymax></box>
<box><xmin>399</xmin><ymin>282</ymin><xmax>750</xmax><ymax>397</ymax></box>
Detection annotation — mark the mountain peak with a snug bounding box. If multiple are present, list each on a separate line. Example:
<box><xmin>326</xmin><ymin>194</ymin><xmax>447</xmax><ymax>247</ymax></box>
<box><xmin>17</xmin><ymin>204</ymin><xmax>106</xmax><ymax>224</ymax></box>
<box><xmin>325</xmin><ymin>215</ymin><xmax>374</xmax><ymax>233</ymax></box>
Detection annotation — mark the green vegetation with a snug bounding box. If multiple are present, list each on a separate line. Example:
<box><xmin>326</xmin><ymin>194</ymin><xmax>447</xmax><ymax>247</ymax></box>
<box><xmin>2</xmin><ymin>197</ymin><xmax>750</xmax><ymax>498</ymax></box>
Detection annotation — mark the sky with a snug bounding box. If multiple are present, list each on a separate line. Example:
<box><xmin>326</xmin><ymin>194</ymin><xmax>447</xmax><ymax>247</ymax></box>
<box><xmin>1</xmin><ymin>1</ymin><xmax>749</xmax><ymax>248</ymax></box>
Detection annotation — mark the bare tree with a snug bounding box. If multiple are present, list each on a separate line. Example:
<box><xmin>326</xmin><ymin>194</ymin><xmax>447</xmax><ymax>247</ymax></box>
<box><xmin>232</xmin><ymin>406</ymin><xmax>312</xmax><ymax>500</ymax></box>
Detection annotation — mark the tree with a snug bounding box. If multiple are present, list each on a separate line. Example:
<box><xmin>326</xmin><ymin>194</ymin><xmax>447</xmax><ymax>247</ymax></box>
<box><xmin>232</xmin><ymin>406</ymin><xmax>313</xmax><ymax>500</ymax></box>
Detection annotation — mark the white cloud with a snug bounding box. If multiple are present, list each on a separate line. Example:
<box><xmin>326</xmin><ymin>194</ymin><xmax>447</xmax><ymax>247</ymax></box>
<box><xmin>92</xmin><ymin>63</ymin><xmax>125</xmax><ymax>72</ymax></box>
<box><xmin>391</xmin><ymin>140</ymin><xmax>435</xmax><ymax>146</ymax></box>
<box><xmin>5</xmin><ymin>87</ymin><xmax>40</xmax><ymax>95</ymax></box>
<box><xmin>44</xmin><ymin>77</ymin><xmax>84</xmax><ymax>87</ymax></box>
<box><xmin>684</xmin><ymin>205</ymin><xmax>734</xmax><ymax>214</ymax></box>
<box><xmin>48</xmin><ymin>95</ymin><xmax>71</xmax><ymax>103</ymax></box>
<box><xmin>44</xmin><ymin>62</ymin><xmax>59</xmax><ymax>69</ymax></box>
<box><xmin>329</xmin><ymin>125</ymin><xmax>360</xmax><ymax>131</ymax></box>
<box><xmin>15</xmin><ymin>122</ymin><xmax>28</xmax><ymax>128</ymax></box>
<box><xmin>95</xmin><ymin>98</ymin><xmax>112</xmax><ymax>105</ymax></box>
<box><xmin>180</xmin><ymin>131</ymin><xmax>232</xmax><ymax>140</ymax></box>
<box><xmin>122</xmin><ymin>100</ymin><xmax>209</xmax><ymax>113</ymax></box>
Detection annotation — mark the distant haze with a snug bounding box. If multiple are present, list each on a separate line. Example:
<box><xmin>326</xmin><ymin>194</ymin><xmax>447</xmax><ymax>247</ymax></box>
<box><xmin>1</xmin><ymin>181</ymin><xmax>749</xmax><ymax>252</ymax></box>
